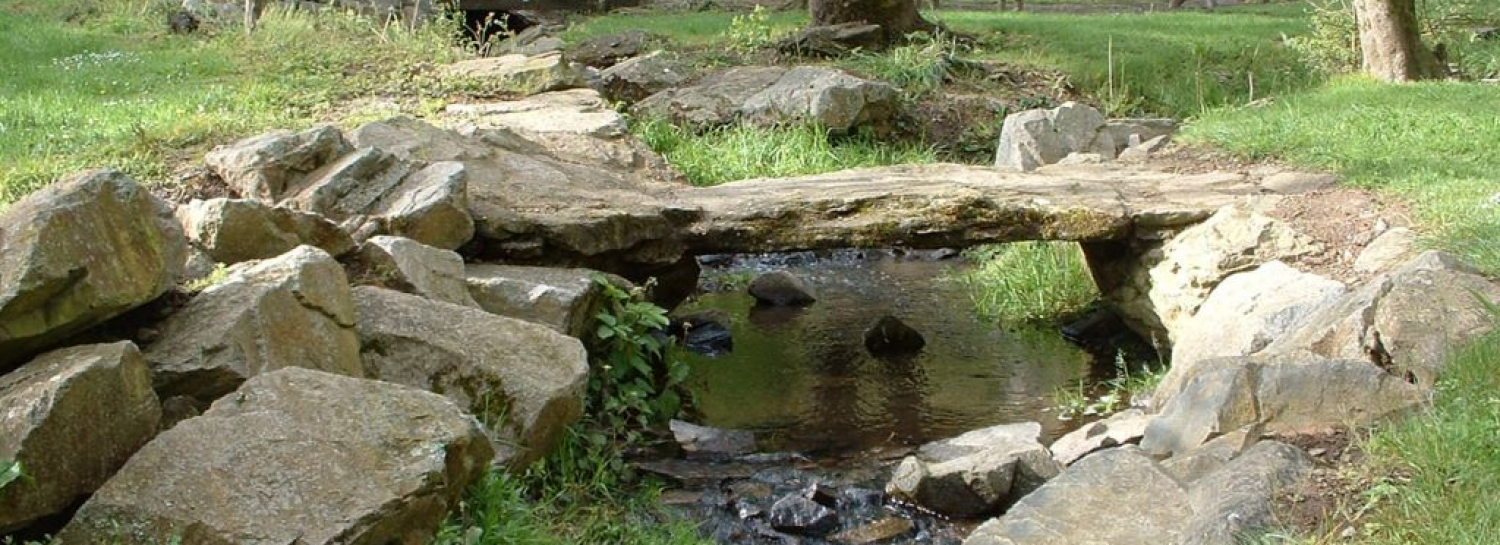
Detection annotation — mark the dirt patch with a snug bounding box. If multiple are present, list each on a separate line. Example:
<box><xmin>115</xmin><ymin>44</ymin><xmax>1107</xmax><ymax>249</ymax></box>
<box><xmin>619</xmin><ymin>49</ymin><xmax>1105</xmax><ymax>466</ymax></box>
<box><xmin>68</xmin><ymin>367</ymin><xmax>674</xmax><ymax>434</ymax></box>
<box><xmin>1271</xmin><ymin>427</ymin><xmax>1409</xmax><ymax>541</ymax></box>
<box><xmin>1148</xmin><ymin>144</ymin><xmax>1415</xmax><ymax>284</ymax></box>
<box><xmin>1267</xmin><ymin>188</ymin><xmax>1414</xmax><ymax>284</ymax></box>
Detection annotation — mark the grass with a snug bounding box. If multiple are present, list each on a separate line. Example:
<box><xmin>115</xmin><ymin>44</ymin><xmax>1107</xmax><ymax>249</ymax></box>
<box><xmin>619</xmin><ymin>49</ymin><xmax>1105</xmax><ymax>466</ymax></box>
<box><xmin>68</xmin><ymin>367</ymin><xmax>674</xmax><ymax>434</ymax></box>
<box><xmin>1311</xmin><ymin>317</ymin><xmax>1500</xmax><ymax>545</ymax></box>
<box><xmin>961</xmin><ymin>241</ymin><xmax>1100</xmax><ymax>323</ymax></box>
<box><xmin>1183</xmin><ymin>77</ymin><xmax>1500</xmax><ymax>275</ymax></box>
<box><xmin>632</xmin><ymin>119</ymin><xmax>937</xmax><ymax>186</ymax></box>
<box><xmin>0</xmin><ymin>0</ymin><xmax>476</xmax><ymax>207</ymax></box>
<box><xmin>436</xmin><ymin>425</ymin><xmax>710</xmax><ymax>545</ymax></box>
<box><xmin>934</xmin><ymin>4</ymin><xmax>1322</xmax><ymax>117</ymax></box>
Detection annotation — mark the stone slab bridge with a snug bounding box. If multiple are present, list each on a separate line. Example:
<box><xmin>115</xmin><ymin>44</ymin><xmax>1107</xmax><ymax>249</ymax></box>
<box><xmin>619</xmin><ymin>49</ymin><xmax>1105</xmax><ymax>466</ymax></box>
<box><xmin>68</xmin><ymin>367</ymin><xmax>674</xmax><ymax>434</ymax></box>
<box><xmin>356</xmin><ymin>118</ymin><xmax>1294</xmax><ymax>303</ymax></box>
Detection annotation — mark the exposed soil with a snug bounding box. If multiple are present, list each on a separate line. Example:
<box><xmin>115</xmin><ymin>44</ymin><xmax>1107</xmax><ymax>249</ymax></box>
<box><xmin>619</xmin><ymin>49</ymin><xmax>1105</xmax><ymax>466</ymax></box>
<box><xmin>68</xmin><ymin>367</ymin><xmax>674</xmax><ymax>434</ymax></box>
<box><xmin>1270</xmin><ymin>426</ymin><xmax>1411</xmax><ymax>541</ymax></box>
<box><xmin>1148</xmin><ymin>144</ymin><xmax>1415</xmax><ymax>284</ymax></box>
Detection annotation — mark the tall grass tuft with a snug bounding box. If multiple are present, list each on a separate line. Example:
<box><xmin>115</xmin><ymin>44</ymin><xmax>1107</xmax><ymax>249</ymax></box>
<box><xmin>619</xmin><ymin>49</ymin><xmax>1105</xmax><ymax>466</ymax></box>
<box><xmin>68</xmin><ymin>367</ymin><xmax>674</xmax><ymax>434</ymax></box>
<box><xmin>632</xmin><ymin>119</ymin><xmax>937</xmax><ymax>186</ymax></box>
<box><xmin>1355</xmin><ymin>302</ymin><xmax>1500</xmax><ymax>544</ymax></box>
<box><xmin>962</xmin><ymin>242</ymin><xmax>1099</xmax><ymax>323</ymax></box>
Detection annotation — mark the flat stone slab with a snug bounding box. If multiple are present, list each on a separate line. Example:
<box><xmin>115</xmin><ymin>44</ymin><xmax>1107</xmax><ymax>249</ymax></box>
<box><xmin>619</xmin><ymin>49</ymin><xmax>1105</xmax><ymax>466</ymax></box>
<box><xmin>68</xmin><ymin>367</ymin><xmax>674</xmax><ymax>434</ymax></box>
<box><xmin>680</xmin><ymin>163</ymin><xmax>1261</xmax><ymax>255</ymax></box>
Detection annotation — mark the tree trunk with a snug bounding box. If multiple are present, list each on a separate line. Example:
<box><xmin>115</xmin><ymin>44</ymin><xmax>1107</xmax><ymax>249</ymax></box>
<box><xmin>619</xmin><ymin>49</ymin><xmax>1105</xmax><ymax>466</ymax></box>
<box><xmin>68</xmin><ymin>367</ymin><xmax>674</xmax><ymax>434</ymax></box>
<box><xmin>810</xmin><ymin>0</ymin><xmax>936</xmax><ymax>45</ymax></box>
<box><xmin>1353</xmin><ymin>0</ymin><xmax>1444</xmax><ymax>81</ymax></box>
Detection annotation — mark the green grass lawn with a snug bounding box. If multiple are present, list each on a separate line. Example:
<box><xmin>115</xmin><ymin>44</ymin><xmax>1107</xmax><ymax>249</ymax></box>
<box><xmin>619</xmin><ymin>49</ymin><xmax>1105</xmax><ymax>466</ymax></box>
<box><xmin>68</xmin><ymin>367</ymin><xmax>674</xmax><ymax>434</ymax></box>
<box><xmin>0</xmin><ymin>0</ymin><xmax>465</xmax><ymax>207</ymax></box>
<box><xmin>1185</xmin><ymin>77</ymin><xmax>1500</xmax><ymax>275</ymax></box>
<box><xmin>934</xmin><ymin>4</ymin><xmax>1319</xmax><ymax>117</ymax></box>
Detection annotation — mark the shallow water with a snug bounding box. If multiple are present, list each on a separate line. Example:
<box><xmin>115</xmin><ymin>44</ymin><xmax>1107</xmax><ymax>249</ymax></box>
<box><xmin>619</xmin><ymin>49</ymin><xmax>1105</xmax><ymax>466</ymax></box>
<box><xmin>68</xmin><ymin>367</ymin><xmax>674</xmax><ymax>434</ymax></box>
<box><xmin>679</xmin><ymin>250</ymin><xmax>1099</xmax><ymax>454</ymax></box>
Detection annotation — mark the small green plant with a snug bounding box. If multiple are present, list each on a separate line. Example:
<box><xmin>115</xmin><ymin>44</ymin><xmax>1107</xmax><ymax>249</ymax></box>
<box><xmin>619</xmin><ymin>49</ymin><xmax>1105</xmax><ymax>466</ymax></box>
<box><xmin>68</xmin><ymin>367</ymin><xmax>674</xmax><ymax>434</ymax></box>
<box><xmin>725</xmin><ymin>5</ymin><xmax>778</xmax><ymax>54</ymax></box>
<box><xmin>842</xmin><ymin>32</ymin><xmax>970</xmax><ymax>98</ymax></box>
<box><xmin>962</xmin><ymin>242</ymin><xmax>1099</xmax><ymax>324</ymax></box>
<box><xmin>0</xmin><ymin>460</ymin><xmax>21</xmax><ymax>491</ymax></box>
<box><xmin>589</xmin><ymin>276</ymin><xmax>692</xmax><ymax>442</ymax></box>
<box><xmin>1053</xmin><ymin>351</ymin><xmax>1164</xmax><ymax>420</ymax></box>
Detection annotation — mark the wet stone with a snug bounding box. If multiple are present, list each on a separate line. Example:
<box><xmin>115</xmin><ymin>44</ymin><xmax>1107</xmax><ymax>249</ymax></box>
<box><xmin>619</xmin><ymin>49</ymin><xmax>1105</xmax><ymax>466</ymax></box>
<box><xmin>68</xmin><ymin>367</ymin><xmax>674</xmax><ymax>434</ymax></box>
<box><xmin>863</xmin><ymin>315</ymin><xmax>926</xmax><ymax>356</ymax></box>
<box><xmin>770</xmin><ymin>495</ymin><xmax>840</xmax><ymax>537</ymax></box>
<box><xmin>671</xmin><ymin>419</ymin><xmax>757</xmax><ymax>459</ymax></box>
<box><xmin>748</xmin><ymin>270</ymin><xmax>817</xmax><ymax>306</ymax></box>
<box><xmin>830</xmin><ymin>517</ymin><xmax>916</xmax><ymax>545</ymax></box>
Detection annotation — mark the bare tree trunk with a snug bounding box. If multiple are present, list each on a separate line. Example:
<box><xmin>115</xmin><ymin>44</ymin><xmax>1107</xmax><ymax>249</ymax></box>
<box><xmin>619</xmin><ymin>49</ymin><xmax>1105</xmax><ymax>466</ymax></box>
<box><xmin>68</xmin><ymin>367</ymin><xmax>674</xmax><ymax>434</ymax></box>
<box><xmin>810</xmin><ymin>0</ymin><xmax>937</xmax><ymax>45</ymax></box>
<box><xmin>1353</xmin><ymin>0</ymin><xmax>1444</xmax><ymax>81</ymax></box>
<box><xmin>244</xmin><ymin>0</ymin><xmax>266</xmax><ymax>33</ymax></box>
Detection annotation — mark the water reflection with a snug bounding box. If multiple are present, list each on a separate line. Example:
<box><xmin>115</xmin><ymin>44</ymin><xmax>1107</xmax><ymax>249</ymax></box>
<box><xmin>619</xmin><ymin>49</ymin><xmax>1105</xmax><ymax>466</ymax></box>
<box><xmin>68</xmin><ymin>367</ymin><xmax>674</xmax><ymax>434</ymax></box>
<box><xmin>679</xmin><ymin>251</ymin><xmax>1097</xmax><ymax>454</ymax></box>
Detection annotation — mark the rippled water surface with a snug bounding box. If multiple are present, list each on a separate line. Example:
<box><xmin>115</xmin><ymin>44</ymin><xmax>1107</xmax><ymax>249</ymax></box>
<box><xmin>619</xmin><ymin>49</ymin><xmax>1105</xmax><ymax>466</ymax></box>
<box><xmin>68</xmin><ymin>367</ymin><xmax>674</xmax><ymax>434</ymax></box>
<box><xmin>679</xmin><ymin>251</ymin><xmax>1099</xmax><ymax>454</ymax></box>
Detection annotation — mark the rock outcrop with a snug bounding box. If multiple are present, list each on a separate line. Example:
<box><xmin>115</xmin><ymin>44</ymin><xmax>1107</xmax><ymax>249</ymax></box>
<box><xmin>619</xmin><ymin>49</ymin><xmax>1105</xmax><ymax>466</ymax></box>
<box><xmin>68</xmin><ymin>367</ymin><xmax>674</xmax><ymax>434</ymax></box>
<box><xmin>634</xmin><ymin>66</ymin><xmax>900</xmax><ymax>133</ymax></box>
<box><xmin>176</xmin><ymin>197</ymin><xmax>355</xmax><ymax>264</ymax></box>
<box><xmin>353</xmin><ymin>286</ymin><xmax>589</xmax><ymax>466</ymax></box>
<box><xmin>0</xmin><ymin>342</ymin><xmax>161</xmax><ymax>532</ymax></box>
<box><xmin>0</xmin><ymin>170</ymin><xmax>185</xmax><ymax>373</ymax></box>
<box><xmin>995</xmin><ymin>102</ymin><xmax>1118</xmax><ymax>172</ymax></box>
<box><xmin>57</xmin><ymin>368</ymin><xmax>492</xmax><ymax>545</ymax></box>
<box><xmin>145</xmin><ymin>246</ymin><xmax>363</xmax><ymax>403</ymax></box>
<box><xmin>465</xmin><ymin>264</ymin><xmax>626</xmax><ymax>339</ymax></box>
<box><xmin>356</xmin><ymin>235</ymin><xmax>477</xmax><ymax>307</ymax></box>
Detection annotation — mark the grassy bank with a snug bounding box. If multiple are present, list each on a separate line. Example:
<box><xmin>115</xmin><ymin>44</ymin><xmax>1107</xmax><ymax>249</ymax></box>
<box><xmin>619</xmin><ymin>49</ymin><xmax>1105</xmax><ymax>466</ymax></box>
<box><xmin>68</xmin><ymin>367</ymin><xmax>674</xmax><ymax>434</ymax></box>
<box><xmin>961</xmin><ymin>242</ymin><xmax>1099</xmax><ymax>323</ymax></box>
<box><xmin>1184</xmin><ymin>77</ymin><xmax>1500</xmax><ymax>275</ymax></box>
<box><xmin>633</xmin><ymin>120</ymin><xmax>937</xmax><ymax>186</ymax></box>
<box><xmin>0</xmin><ymin>0</ymin><xmax>468</xmax><ymax>206</ymax></box>
<box><xmin>934</xmin><ymin>4</ymin><xmax>1319</xmax><ymax>117</ymax></box>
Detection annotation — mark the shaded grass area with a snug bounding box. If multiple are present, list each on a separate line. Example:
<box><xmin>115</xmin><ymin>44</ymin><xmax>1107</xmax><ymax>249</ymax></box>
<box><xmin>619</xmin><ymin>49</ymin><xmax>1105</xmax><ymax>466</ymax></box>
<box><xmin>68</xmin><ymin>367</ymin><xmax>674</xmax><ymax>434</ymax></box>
<box><xmin>1184</xmin><ymin>77</ymin><xmax>1500</xmax><ymax>275</ymax></box>
<box><xmin>437</xmin><ymin>426</ymin><xmax>709</xmax><ymax>545</ymax></box>
<box><xmin>0</xmin><ymin>0</ymin><xmax>466</xmax><ymax>206</ymax></box>
<box><xmin>961</xmin><ymin>242</ymin><xmax>1100</xmax><ymax>323</ymax></box>
<box><xmin>934</xmin><ymin>4</ymin><xmax>1320</xmax><ymax>117</ymax></box>
<box><xmin>632</xmin><ymin>119</ymin><xmax>937</xmax><ymax>186</ymax></box>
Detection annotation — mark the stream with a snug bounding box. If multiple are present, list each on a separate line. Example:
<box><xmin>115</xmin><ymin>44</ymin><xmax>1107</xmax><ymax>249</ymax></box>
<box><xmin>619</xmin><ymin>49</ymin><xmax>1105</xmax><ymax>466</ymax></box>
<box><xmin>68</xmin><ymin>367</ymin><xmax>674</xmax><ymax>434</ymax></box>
<box><xmin>650</xmin><ymin>249</ymin><xmax>1113</xmax><ymax>544</ymax></box>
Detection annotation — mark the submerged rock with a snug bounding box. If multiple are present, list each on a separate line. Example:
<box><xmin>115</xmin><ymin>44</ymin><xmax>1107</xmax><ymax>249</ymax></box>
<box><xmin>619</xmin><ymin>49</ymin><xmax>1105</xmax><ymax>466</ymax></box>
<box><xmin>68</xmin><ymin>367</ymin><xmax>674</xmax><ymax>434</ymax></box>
<box><xmin>671</xmin><ymin>310</ymin><xmax>734</xmax><ymax>356</ymax></box>
<box><xmin>769</xmin><ymin>495</ymin><xmax>840</xmax><ymax>537</ymax></box>
<box><xmin>748</xmin><ymin>271</ymin><xmax>817</xmax><ymax>307</ymax></box>
<box><xmin>671</xmin><ymin>419</ymin><xmax>757</xmax><ymax>459</ymax></box>
<box><xmin>863</xmin><ymin>315</ymin><xmax>926</xmax><ymax>356</ymax></box>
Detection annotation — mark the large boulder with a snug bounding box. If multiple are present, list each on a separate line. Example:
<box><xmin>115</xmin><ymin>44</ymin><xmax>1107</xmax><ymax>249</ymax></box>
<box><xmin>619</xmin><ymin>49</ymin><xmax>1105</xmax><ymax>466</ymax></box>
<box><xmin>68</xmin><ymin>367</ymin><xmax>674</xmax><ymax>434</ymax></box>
<box><xmin>56</xmin><ymin>368</ymin><xmax>492</xmax><ymax>545</ymax></box>
<box><xmin>963</xmin><ymin>447</ymin><xmax>1191</xmax><ymax>545</ymax></box>
<box><xmin>355</xmin><ymin>236</ymin><xmax>477</xmax><ymax>307</ymax></box>
<box><xmin>594</xmin><ymin>51</ymin><xmax>691</xmax><ymax>105</ymax></box>
<box><xmin>176</xmin><ymin>197</ymin><xmax>355</xmax><ymax>264</ymax></box>
<box><xmin>886</xmin><ymin>422</ymin><xmax>1061</xmax><ymax>519</ymax></box>
<box><xmin>204</xmin><ymin>125</ymin><xmax>351</xmax><ymax>201</ymax></box>
<box><xmin>568</xmin><ymin>29</ymin><xmax>661</xmax><ymax>68</ymax></box>
<box><xmin>1178</xmin><ymin>441</ymin><xmax>1312</xmax><ymax>545</ymax></box>
<box><xmin>994</xmin><ymin>102</ymin><xmax>1118</xmax><ymax>172</ymax></box>
<box><xmin>748</xmin><ymin>270</ymin><xmax>817</xmax><ymax>307</ymax></box>
<box><xmin>440</xmin><ymin>52</ymin><xmax>587</xmax><ymax>94</ymax></box>
<box><xmin>1264</xmin><ymin>251</ymin><xmax>1500</xmax><ymax>387</ymax></box>
<box><xmin>1160</xmin><ymin>261</ymin><xmax>1345</xmax><ymax>408</ymax></box>
<box><xmin>347</xmin><ymin>116</ymin><xmax>687</xmax><ymax>267</ymax></box>
<box><xmin>0</xmin><ymin>342</ymin><xmax>161</xmax><ymax>533</ymax></box>
<box><xmin>352</xmin><ymin>286</ymin><xmax>588</xmax><ymax>466</ymax></box>
<box><xmin>0</xmin><ymin>170</ymin><xmax>185</xmax><ymax>373</ymax></box>
<box><xmin>1104</xmin><ymin>205</ymin><xmax>1321</xmax><ymax>346</ymax></box>
<box><xmin>145</xmin><ymin>246</ymin><xmax>363</xmax><ymax>403</ymax></box>
<box><xmin>633</xmin><ymin>66</ymin><xmax>787</xmax><ymax>128</ymax></box>
<box><xmin>464</xmin><ymin>264</ymin><xmax>626</xmax><ymax>339</ymax></box>
<box><xmin>274</xmin><ymin>136</ymin><xmax>476</xmax><ymax>251</ymax></box>
<box><xmin>1140</xmin><ymin>352</ymin><xmax>1421</xmax><ymax>458</ymax></box>
<box><xmin>738</xmin><ymin>66</ymin><xmax>901</xmax><ymax>133</ymax></box>
<box><xmin>633</xmin><ymin>66</ymin><xmax>900</xmax><ymax>133</ymax></box>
